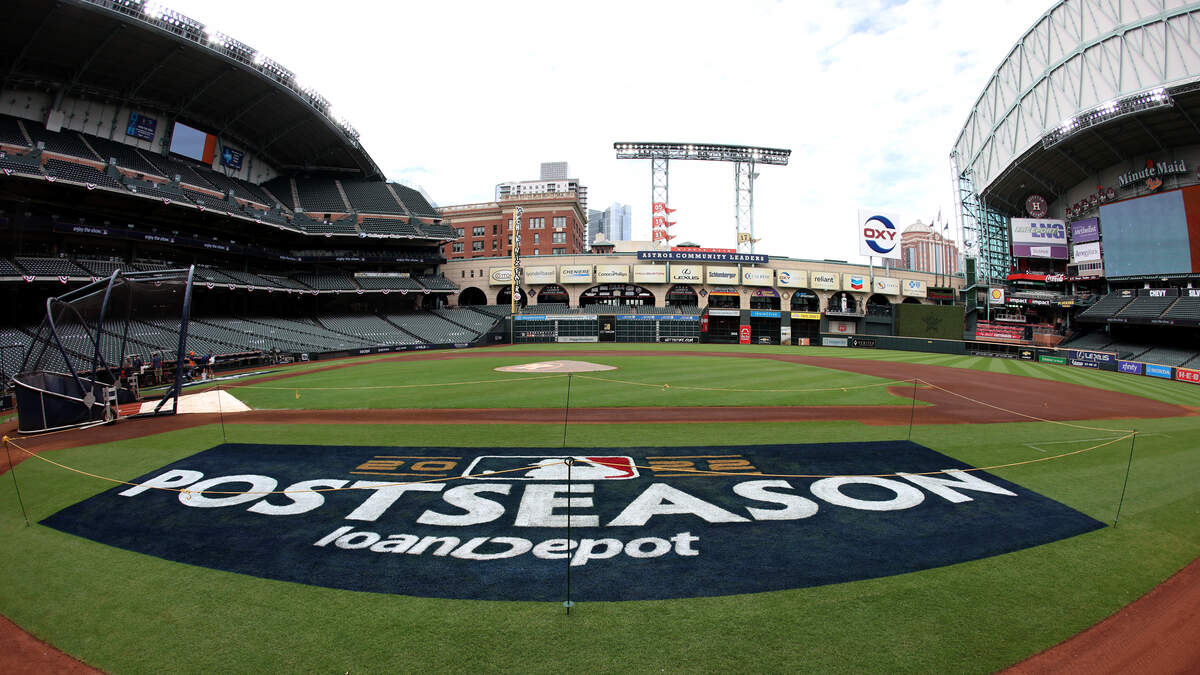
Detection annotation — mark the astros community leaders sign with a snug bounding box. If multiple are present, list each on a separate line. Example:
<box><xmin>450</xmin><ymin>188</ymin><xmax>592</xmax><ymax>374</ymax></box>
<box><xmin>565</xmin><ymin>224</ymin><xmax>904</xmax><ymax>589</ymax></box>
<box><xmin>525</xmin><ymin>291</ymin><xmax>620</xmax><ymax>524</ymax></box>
<box><xmin>43</xmin><ymin>442</ymin><xmax>1103</xmax><ymax>601</ymax></box>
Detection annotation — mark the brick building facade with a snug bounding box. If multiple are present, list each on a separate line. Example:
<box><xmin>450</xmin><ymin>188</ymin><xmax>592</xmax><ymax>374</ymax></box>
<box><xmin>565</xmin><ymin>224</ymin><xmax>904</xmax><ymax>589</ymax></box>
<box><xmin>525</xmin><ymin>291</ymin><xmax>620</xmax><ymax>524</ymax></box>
<box><xmin>439</xmin><ymin>192</ymin><xmax>587</xmax><ymax>260</ymax></box>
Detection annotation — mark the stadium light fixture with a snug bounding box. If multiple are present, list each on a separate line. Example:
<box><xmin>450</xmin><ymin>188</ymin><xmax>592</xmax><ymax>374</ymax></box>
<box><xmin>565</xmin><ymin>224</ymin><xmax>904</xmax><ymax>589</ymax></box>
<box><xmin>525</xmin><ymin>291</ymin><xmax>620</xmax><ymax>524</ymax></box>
<box><xmin>1041</xmin><ymin>86</ymin><xmax>1174</xmax><ymax>149</ymax></box>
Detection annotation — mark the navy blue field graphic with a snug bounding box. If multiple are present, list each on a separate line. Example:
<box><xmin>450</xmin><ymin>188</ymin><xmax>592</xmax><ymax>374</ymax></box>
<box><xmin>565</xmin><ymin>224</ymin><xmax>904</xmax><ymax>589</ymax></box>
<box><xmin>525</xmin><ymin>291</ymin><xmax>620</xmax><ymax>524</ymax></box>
<box><xmin>42</xmin><ymin>441</ymin><xmax>1105</xmax><ymax>601</ymax></box>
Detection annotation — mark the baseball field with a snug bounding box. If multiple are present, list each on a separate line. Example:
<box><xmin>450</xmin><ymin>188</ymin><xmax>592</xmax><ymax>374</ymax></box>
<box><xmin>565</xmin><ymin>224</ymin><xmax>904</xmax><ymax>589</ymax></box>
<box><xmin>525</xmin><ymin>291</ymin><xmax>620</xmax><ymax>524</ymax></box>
<box><xmin>1</xmin><ymin>342</ymin><xmax>1198</xmax><ymax>673</ymax></box>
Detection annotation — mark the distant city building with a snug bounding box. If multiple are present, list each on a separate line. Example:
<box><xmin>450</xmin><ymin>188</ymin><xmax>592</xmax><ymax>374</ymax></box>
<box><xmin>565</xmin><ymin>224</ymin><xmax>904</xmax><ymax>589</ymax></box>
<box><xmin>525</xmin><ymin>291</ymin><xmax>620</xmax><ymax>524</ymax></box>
<box><xmin>587</xmin><ymin>208</ymin><xmax>603</xmax><ymax>251</ymax></box>
<box><xmin>900</xmin><ymin>220</ymin><xmax>960</xmax><ymax>275</ymax></box>
<box><xmin>589</xmin><ymin>202</ymin><xmax>631</xmax><ymax>246</ymax></box>
<box><xmin>440</xmin><ymin>191</ymin><xmax>587</xmax><ymax>260</ymax></box>
<box><xmin>540</xmin><ymin>162</ymin><xmax>569</xmax><ymax>180</ymax></box>
<box><xmin>496</xmin><ymin>162</ymin><xmax>587</xmax><ymax>214</ymax></box>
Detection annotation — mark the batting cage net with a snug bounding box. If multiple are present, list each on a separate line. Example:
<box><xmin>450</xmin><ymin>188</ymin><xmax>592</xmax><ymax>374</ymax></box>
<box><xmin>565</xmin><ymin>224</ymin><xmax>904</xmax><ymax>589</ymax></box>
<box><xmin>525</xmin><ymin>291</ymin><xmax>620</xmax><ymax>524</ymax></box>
<box><xmin>13</xmin><ymin>266</ymin><xmax>195</xmax><ymax>433</ymax></box>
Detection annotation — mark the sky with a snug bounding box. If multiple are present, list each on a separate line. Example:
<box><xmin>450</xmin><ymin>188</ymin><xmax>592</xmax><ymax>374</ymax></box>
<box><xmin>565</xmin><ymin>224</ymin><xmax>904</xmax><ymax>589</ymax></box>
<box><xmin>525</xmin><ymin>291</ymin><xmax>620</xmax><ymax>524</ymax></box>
<box><xmin>162</xmin><ymin>0</ymin><xmax>1054</xmax><ymax>262</ymax></box>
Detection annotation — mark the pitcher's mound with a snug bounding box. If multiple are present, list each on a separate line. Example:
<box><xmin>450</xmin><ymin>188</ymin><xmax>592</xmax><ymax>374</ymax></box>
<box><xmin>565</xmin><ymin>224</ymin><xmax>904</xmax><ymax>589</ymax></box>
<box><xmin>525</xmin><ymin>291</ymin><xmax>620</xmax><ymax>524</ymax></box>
<box><xmin>495</xmin><ymin>360</ymin><xmax>617</xmax><ymax>373</ymax></box>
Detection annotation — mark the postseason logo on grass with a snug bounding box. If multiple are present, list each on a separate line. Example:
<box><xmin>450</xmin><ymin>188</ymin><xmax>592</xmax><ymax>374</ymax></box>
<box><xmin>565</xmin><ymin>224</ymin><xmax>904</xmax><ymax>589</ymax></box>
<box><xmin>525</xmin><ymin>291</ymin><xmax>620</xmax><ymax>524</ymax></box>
<box><xmin>42</xmin><ymin>442</ymin><xmax>1104</xmax><ymax>601</ymax></box>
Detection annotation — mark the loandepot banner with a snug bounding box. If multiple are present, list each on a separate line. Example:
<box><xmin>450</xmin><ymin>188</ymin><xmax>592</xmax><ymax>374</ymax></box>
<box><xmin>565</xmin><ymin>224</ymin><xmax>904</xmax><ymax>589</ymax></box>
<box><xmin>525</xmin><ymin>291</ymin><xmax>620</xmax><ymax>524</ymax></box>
<box><xmin>857</xmin><ymin>209</ymin><xmax>903</xmax><ymax>260</ymax></box>
<box><xmin>43</xmin><ymin>442</ymin><xmax>1103</xmax><ymax>601</ymax></box>
<box><xmin>776</xmin><ymin>269</ymin><xmax>807</xmax><ymax>288</ymax></box>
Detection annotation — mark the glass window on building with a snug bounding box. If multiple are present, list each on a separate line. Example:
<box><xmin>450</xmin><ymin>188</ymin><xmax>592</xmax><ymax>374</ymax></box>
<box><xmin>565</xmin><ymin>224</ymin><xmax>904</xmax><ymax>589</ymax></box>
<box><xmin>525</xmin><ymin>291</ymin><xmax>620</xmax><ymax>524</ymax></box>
<box><xmin>529</xmin><ymin>218</ymin><xmax>544</xmax><ymax>229</ymax></box>
<box><xmin>553</xmin><ymin>231</ymin><xmax>566</xmax><ymax>244</ymax></box>
<box><xmin>454</xmin><ymin>228</ymin><xmax>465</xmax><ymax>238</ymax></box>
<box><xmin>553</xmin><ymin>248</ymin><xmax>565</xmax><ymax>254</ymax></box>
<box><xmin>452</xmin><ymin>242</ymin><xmax>464</xmax><ymax>253</ymax></box>
<box><xmin>472</xmin><ymin>226</ymin><xmax>485</xmax><ymax>236</ymax></box>
<box><xmin>553</xmin><ymin>216</ymin><xmax>566</xmax><ymax>229</ymax></box>
<box><xmin>472</xmin><ymin>241</ymin><xmax>484</xmax><ymax>251</ymax></box>
<box><xmin>533</xmin><ymin>233</ymin><xmax>540</xmax><ymax>244</ymax></box>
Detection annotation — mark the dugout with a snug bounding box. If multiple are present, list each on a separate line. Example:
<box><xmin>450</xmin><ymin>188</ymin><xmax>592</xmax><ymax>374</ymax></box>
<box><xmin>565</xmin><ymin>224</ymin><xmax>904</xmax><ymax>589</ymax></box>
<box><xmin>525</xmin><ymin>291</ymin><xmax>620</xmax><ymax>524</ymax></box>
<box><xmin>512</xmin><ymin>313</ymin><xmax>599</xmax><ymax>343</ymax></box>
<box><xmin>615</xmin><ymin>313</ymin><xmax>701</xmax><ymax>343</ymax></box>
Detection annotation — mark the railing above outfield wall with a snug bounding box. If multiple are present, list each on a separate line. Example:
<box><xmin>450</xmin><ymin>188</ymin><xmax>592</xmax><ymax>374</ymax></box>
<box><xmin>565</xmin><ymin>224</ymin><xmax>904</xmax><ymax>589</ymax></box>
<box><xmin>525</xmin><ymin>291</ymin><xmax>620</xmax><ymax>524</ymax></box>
<box><xmin>818</xmin><ymin>333</ymin><xmax>1200</xmax><ymax>386</ymax></box>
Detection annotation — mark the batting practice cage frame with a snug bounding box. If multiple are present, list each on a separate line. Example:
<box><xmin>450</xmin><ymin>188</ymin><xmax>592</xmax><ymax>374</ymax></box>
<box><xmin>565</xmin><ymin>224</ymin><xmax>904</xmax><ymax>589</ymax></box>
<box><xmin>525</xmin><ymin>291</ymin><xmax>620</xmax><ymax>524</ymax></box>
<box><xmin>13</xmin><ymin>266</ymin><xmax>195</xmax><ymax>433</ymax></box>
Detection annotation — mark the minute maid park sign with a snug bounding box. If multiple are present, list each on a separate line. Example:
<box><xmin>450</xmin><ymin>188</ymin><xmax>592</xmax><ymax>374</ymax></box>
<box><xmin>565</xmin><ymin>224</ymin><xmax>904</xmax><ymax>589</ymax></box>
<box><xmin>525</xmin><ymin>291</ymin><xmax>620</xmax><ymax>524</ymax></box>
<box><xmin>44</xmin><ymin>442</ymin><xmax>1102</xmax><ymax>601</ymax></box>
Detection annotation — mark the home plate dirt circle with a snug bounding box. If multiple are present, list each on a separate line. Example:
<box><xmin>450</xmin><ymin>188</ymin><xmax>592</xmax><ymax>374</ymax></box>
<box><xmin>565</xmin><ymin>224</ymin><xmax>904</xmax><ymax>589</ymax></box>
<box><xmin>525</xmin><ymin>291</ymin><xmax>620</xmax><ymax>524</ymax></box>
<box><xmin>494</xmin><ymin>360</ymin><xmax>617</xmax><ymax>373</ymax></box>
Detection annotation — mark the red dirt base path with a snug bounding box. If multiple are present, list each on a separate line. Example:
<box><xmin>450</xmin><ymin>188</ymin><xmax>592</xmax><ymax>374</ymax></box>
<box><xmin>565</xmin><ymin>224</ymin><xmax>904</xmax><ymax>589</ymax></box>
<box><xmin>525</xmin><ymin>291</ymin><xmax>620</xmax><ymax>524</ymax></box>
<box><xmin>0</xmin><ymin>347</ymin><xmax>1196</xmax><ymax>673</ymax></box>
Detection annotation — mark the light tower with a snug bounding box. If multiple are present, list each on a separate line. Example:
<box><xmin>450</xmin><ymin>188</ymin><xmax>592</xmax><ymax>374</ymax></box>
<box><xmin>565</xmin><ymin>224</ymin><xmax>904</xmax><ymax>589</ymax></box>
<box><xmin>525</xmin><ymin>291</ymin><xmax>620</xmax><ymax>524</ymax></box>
<box><xmin>614</xmin><ymin>142</ymin><xmax>790</xmax><ymax>253</ymax></box>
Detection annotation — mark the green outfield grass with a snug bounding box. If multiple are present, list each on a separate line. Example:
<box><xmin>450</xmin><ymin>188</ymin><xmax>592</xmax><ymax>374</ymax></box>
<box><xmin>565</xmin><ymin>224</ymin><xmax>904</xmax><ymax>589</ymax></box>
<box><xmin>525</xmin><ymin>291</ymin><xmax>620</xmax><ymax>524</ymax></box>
<box><xmin>2</xmin><ymin>343</ymin><xmax>1198</xmax><ymax>673</ymax></box>
<box><xmin>222</xmin><ymin>354</ymin><xmax>917</xmax><ymax>410</ymax></box>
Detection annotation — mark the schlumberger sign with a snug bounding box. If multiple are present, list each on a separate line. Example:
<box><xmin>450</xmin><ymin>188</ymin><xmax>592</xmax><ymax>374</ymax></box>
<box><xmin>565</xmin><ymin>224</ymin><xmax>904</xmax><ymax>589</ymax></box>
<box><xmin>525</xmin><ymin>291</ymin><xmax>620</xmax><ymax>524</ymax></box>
<box><xmin>43</xmin><ymin>442</ymin><xmax>1103</xmax><ymax>601</ymax></box>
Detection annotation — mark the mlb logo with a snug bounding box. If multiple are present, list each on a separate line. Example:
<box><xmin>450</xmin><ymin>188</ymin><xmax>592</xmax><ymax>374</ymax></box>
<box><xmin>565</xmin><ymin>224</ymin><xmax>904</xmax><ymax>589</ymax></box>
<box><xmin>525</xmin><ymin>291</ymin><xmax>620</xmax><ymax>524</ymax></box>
<box><xmin>463</xmin><ymin>455</ymin><xmax>639</xmax><ymax>480</ymax></box>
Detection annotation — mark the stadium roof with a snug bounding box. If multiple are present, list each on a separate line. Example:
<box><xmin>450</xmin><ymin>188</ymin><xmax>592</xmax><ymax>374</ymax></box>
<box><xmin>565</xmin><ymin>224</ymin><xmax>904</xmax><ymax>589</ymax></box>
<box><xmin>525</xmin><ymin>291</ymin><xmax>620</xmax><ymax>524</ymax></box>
<box><xmin>953</xmin><ymin>1</ymin><xmax>1200</xmax><ymax>215</ymax></box>
<box><xmin>0</xmin><ymin>0</ymin><xmax>384</xmax><ymax>178</ymax></box>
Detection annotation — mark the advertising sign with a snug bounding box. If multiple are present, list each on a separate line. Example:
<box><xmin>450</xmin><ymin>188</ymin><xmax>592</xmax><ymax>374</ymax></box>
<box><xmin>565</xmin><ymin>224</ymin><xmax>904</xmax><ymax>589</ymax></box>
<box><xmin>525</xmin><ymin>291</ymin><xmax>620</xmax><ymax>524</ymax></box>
<box><xmin>1072</xmin><ymin>242</ymin><xmax>1101</xmax><ymax>263</ymax></box>
<box><xmin>823</xmin><ymin>337</ymin><xmax>849</xmax><ymax>347</ymax></box>
<box><xmin>1039</xmin><ymin>355</ymin><xmax>1067</xmax><ymax>364</ymax></box>
<box><xmin>775</xmin><ymin>270</ymin><xmax>808</xmax><ymax>288</ymax></box>
<box><xmin>670</xmin><ymin>264</ymin><xmax>703</xmax><ymax>284</ymax></box>
<box><xmin>738</xmin><ymin>325</ymin><xmax>751</xmax><ymax>344</ymax></box>
<box><xmin>1146</xmin><ymin>364</ymin><xmax>1174</xmax><ymax>379</ymax></box>
<box><xmin>1068</xmin><ymin>349</ymin><xmax>1117</xmax><ymax>371</ymax></box>
<box><xmin>1117</xmin><ymin>361</ymin><xmax>1144</xmax><ymax>375</ymax></box>
<box><xmin>857</xmin><ymin>209</ymin><xmax>903</xmax><ymax>260</ymax></box>
<box><xmin>638</xmin><ymin>251</ymin><xmax>767</xmax><ymax>264</ymax></box>
<box><xmin>522</xmin><ymin>266</ymin><xmax>557</xmax><ymax>284</ymax></box>
<box><xmin>791</xmin><ymin>311</ymin><xmax>821</xmax><ymax>321</ymax></box>
<box><xmin>706</xmin><ymin>266</ymin><xmax>739</xmax><ymax>285</ymax></box>
<box><xmin>901</xmin><ymin>279</ymin><xmax>926</xmax><ymax>298</ymax></box>
<box><xmin>1011</xmin><ymin>218</ymin><xmax>1068</xmax><ymax>259</ymax></box>
<box><xmin>595</xmin><ymin>264</ymin><xmax>629</xmax><ymax>283</ymax></box>
<box><xmin>989</xmin><ymin>288</ymin><xmax>1006</xmax><ymax>305</ymax></box>
<box><xmin>741</xmin><ymin>268</ymin><xmax>774</xmax><ymax>287</ymax></box>
<box><xmin>810</xmin><ymin>272</ymin><xmax>839</xmax><ymax>290</ymax></box>
<box><xmin>828</xmin><ymin>320</ymin><xmax>855</xmax><ymax>334</ymax></box>
<box><xmin>1177</xmin><ymin>367</ymin><xmax>1200</xmax><ymax>384</ymax></box>
<box><xmin>842</xmin><ymin>274</ymin><xmax>867</xmax><ymax>292</ymax></box>
<box><xmin>489</xmin><ymin>267</ymin><xmax>514</xmax><ymax>285</ymax></box>
<box><xmin>559</xmin><ymin>265</ymin><xmax>593</xmax><ymax>284</ymax></box>
<box><xmin>633</xmin><ymin>265</ymin><xmax>667</xmax><ymax>284</ymax></box>
<box><xmin>1070</xmin><ymin>218</ymin><xmax>1100</xmax><ymax>243</ymax></box>
<box><xmin>219</xmin><ymin>145</ymin><xmax>244</xmax><ymax>170</ymax></box>
<box><xmin>872</xmin><ymin>277</ymin><xmax>900</xmax><ymax>295</ymax></box>
<box><xmin>707</xmin><ymin>309</ymin><xmax>740</xmax><ymax>317</ymax></box>
<box><xmin>750</xmin><ymin>310</ymin><xmax>780</xmax><ymax>318</ymax></box>
<box><xmin>975</xmin><ymin>322</ymin><xmax>1024</xmax><ymax>341</ymax></box>
<box><xmin>125</xmin><ymin>112</ymin><xmax>157</xmax><ymax>142</ymax></box>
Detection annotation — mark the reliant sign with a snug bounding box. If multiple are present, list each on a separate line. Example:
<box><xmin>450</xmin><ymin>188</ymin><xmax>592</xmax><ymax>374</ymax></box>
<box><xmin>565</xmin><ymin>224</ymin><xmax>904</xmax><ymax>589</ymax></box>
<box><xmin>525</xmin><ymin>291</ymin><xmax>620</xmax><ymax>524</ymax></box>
<box><xmin>741</xmin><ymin>268</ymin><xmax>774</xmax><ymax>287</ymax></box>
<box><xmin>42</xmin><ymin>443</ymin><xmax>1102</xmax><ymax>601</ymax></box>
<box><xmin>775</xmin><ymin>270</ymin><xmax>808</xmax><ymax>288</ymax></box>
<box><xmin>811</xmin><ymin>272</ymin><xmax>839</xmax><ymax>290</ymax></box>
<box><xmin>857</xmin><ymin>209</ymin><xmax>903</xmax><ymax>260</ymax></box>
<box><xmin>595</xmin><ymin>265</ymin><xmax>629</xmax><ymax>283</ymax></box>
<box><xmin>559</xmin><ymin>265</ymin><xmax>593</xmax><ymax>284</ymax></box>
<box><xmin>670</xmin><ymin>264</ymin><xmax>703</xmax><ymax>284</ymax></box>
<box><xmin>633</xmin><ymin>265</ymin><xmax>667</xmax><ymax>284</ymax></box>
<box><xmin>706</xmin><ymin>266</ymin><xmax>739</xmax><ymax>284</ymax></box>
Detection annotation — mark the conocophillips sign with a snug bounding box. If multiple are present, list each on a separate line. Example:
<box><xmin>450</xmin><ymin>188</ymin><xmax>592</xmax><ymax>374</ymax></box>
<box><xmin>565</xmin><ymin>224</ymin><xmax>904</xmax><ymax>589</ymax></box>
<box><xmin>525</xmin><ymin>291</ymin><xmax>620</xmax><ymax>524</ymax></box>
<box><xmin>43</xmin><ymin>442</ymin><xmax>1103</xmax><ymax>601</ymax></box>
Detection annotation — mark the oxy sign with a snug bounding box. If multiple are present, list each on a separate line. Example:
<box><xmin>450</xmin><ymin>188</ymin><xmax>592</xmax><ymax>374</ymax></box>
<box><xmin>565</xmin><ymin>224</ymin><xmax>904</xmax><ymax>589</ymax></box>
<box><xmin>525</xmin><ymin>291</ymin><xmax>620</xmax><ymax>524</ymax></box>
<box><xmin>857</xmin><ymin>209</ymin><xmax>903</xmax><ymax>260</ymax></box>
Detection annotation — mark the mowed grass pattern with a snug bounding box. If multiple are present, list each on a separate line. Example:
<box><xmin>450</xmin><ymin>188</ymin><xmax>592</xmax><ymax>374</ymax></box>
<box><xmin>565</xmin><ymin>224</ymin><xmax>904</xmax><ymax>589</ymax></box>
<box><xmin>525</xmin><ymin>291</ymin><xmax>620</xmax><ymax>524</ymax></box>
<box><xmin>224</xmin><ymin>354</ymin><xmax>916</xmax><ymax>410</ymax></box>
<box><xmin>1</xmin><ymin>343</ymin><xmax>1198</xmax><ymax>673</ymax></box>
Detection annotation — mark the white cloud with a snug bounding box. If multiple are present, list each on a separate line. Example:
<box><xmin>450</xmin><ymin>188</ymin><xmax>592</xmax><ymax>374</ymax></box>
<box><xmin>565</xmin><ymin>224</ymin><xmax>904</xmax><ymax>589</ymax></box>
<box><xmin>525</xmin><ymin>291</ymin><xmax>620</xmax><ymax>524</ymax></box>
<box><xmin>162</xmin><ymin>0</ymin><xmax>1051</xmax><ymax>261</ymax></box>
